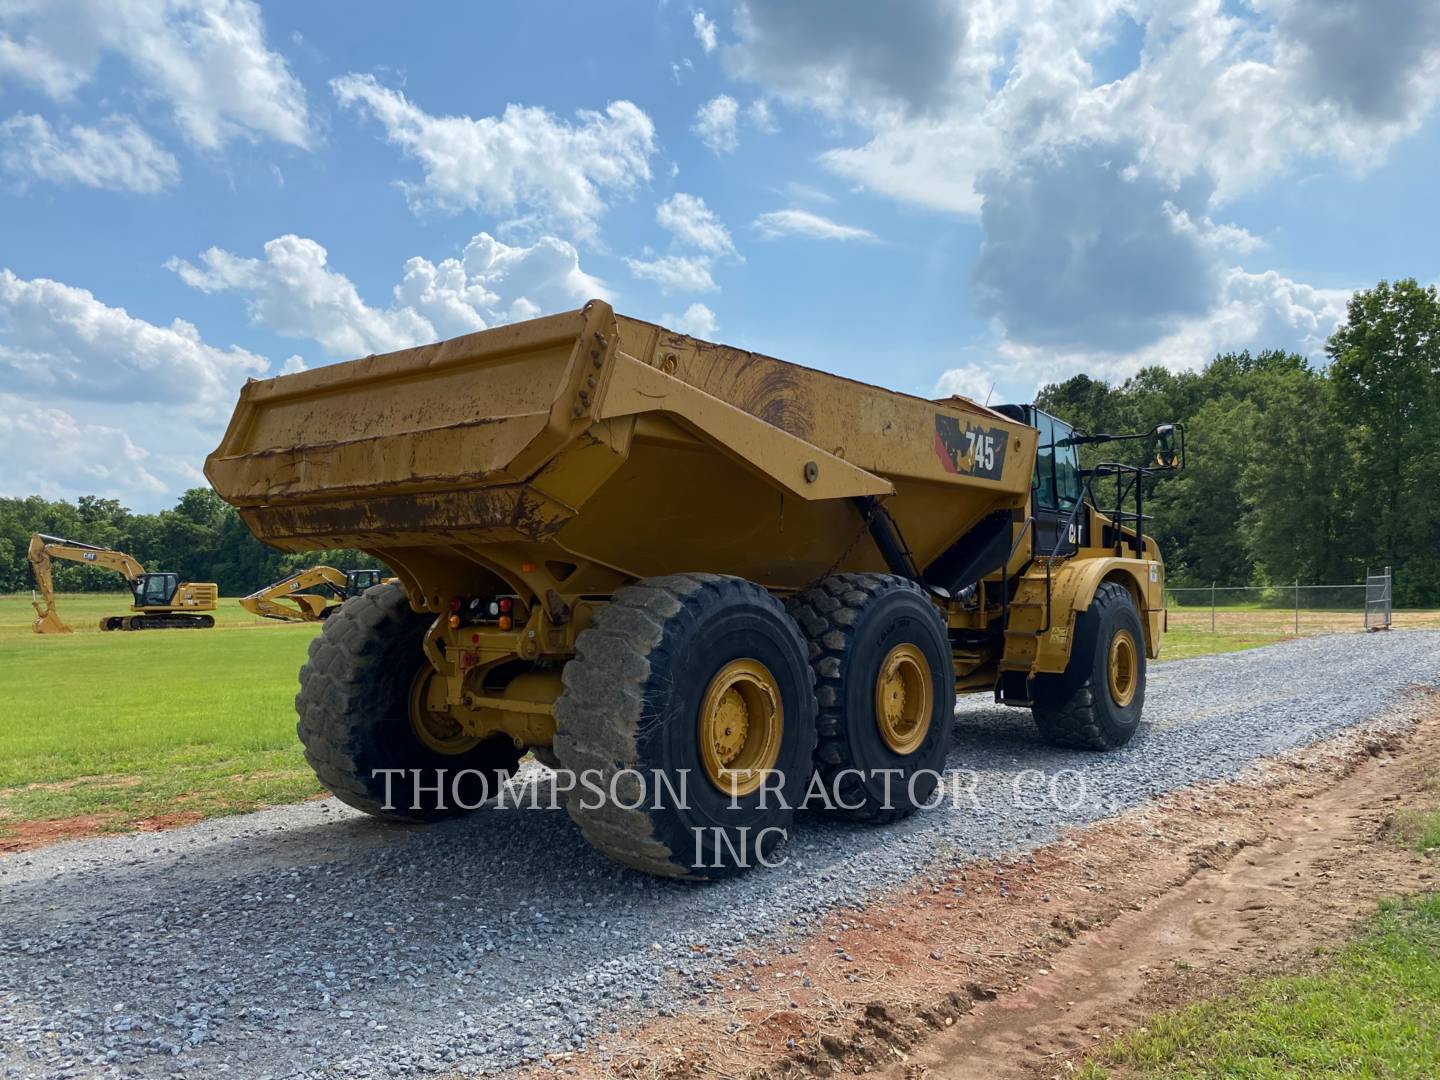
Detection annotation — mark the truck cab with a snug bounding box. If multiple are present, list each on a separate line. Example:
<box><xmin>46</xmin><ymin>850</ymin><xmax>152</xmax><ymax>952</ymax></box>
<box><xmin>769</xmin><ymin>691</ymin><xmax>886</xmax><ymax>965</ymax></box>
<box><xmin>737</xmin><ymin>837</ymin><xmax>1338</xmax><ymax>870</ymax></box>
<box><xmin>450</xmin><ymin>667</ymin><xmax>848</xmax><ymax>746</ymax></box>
<box><xmin>993</xmin><ymin>404</ymin><xmax>1087</xmax><ymax>557</ymax></box>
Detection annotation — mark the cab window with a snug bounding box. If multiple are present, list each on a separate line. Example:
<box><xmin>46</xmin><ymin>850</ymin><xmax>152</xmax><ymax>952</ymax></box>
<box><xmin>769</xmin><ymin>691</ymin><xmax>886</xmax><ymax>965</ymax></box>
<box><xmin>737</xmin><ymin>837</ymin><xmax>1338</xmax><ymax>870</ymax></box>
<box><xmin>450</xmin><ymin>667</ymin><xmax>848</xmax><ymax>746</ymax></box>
<box><xmin>1033</xmin><ymin>413</ymin><xmax>1058</xmax><ymax>509</ymax></box>
<box><xmin>1052</xmin><ymin>417</ymin><xmax>1083</xmax><ymax>508</ymax></box>
<box><xmin>135</xmin><ymin>573</ymin><xmax>176</xmax><ymax>607</ymax></box>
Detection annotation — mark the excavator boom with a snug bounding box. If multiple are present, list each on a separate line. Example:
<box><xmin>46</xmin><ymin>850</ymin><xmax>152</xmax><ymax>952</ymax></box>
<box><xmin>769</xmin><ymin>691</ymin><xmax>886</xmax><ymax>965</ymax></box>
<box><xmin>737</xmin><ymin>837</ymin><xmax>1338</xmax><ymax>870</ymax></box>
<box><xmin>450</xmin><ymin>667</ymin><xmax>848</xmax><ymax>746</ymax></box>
<box><xmin>239</xmin><ymin>566</ymin><xmax>348</xmax><ymax>622</ymax></box>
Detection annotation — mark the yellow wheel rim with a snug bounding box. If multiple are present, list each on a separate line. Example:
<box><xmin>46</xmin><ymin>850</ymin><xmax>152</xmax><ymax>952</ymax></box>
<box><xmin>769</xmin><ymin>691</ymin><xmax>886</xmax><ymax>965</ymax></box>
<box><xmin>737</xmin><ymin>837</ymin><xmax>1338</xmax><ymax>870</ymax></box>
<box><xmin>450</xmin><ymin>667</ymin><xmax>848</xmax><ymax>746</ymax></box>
<box><xmin>874</xmin><ymin>643</ymin><xmax>932</xmax><ymax>755</ymax></box>
<box><xmin>409</xmin><ymin>667</ymin><xmax>481</xmax><ymax>756</ymax></box>
<box><xmin>1107</xmin><ymin>629</ymin><xmax>1138</xmax><ymax>708</ymax></box>
<box><xmin>698</xmin><ymin>659</ymin><xmax>784</xmax><ymax>797</ymax></box>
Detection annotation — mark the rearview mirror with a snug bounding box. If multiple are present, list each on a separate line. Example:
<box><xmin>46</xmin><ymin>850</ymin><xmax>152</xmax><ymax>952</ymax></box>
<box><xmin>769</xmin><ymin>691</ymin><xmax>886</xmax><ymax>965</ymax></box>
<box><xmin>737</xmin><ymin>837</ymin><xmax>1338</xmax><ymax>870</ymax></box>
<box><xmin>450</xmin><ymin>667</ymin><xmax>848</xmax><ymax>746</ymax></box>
<box><xmin>1152</xmin><ymin>423</ymin><xmax>1184</xmax><ymax>469</ymax></box>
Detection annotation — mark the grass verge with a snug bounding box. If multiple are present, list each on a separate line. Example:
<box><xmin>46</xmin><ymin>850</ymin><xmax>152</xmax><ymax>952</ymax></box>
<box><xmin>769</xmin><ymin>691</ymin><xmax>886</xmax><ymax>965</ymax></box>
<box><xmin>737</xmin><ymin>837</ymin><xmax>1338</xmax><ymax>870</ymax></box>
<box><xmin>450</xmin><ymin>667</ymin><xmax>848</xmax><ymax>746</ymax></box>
<box><xmin>1157</xmin><ymin>627</ymin><xmax>1291</xmax><ymax>661</ymax></box>
<box><xmin>1076</xmin><ymin>893</ymin><xmax>1440</xmax><ymax>1079</ymax></box>
<box><xmin>0</xmin><ymin>592</ymin><xmax>322</xmax><ymax>838</ymax></box>
<box><xmin>1076</xmin><ymin>764</ymin><xmax>1440</xmax><ymax>1080</ymax></box>
<box><xmin>1391</xmin><ymin>772</ymin><xmax>1440</xmax><ymax>855</ymax></box>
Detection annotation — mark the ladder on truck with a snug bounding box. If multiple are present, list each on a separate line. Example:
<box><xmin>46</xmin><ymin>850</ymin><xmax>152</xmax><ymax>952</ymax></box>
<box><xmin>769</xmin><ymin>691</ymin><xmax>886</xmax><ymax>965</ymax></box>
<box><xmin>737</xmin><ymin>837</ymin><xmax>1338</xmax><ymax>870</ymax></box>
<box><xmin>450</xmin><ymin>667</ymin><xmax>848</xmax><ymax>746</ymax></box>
<box><xmin>994</xmin><ymin>514</ymin><xmax>1057</xmax><ymax>707</ymax></box>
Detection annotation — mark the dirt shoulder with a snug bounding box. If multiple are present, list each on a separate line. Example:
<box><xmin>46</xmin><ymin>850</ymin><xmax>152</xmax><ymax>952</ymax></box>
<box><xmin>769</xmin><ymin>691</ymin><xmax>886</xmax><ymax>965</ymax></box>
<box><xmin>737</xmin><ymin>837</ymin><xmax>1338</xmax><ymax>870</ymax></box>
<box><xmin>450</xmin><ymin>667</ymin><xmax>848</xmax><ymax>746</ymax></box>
<box><xmin>532</xmin><ymin>689</ymin><xmax>1439</xmax><ymax>1080</ymax></box>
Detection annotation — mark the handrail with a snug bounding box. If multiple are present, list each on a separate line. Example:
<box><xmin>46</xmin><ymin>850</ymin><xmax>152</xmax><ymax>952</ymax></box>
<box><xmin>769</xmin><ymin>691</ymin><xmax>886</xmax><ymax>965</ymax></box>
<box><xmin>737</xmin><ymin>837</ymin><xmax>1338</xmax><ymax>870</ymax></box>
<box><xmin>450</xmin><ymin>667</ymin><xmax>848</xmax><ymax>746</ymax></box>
<box><xmin>1082</xmin><ymin>461</ymin><xmax>1156</xmax><ymax>557</ymax></box>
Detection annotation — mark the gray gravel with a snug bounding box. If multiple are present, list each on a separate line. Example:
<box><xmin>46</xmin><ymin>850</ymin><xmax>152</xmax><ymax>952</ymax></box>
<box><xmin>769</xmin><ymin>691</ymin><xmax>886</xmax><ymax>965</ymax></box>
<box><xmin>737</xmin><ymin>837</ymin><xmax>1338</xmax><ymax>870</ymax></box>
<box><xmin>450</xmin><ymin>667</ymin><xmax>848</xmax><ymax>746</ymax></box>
<box><xmin>2</xmin><ymin>630</ymin><xmax>1437</xmax><ymax>1079</ymax></box>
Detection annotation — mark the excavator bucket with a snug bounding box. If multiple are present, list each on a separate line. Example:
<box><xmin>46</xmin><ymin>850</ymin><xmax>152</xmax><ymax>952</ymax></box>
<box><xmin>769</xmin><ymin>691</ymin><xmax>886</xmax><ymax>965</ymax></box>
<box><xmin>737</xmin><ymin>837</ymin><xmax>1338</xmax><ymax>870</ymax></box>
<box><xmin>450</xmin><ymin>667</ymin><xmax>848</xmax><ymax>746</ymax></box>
<box><xmin>32</xmin><ymin>601</ymin><xmax>72</xmax><ymax>635</ymax></box>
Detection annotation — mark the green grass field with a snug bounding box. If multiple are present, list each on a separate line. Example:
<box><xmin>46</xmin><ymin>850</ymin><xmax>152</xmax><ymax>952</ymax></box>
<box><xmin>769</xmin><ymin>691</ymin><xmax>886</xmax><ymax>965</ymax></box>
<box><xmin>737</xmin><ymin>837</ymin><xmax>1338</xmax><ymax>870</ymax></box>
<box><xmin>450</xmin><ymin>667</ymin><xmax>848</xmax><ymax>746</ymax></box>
<box><xmin>0</xmin><ymin>592</ymin><xmax>322</xmax><ymax>838</ymax></box>
<box><xmin>1154</xmin><ymin>627</ymin><xmax>1290</xmax><ymax>660</ymax></box>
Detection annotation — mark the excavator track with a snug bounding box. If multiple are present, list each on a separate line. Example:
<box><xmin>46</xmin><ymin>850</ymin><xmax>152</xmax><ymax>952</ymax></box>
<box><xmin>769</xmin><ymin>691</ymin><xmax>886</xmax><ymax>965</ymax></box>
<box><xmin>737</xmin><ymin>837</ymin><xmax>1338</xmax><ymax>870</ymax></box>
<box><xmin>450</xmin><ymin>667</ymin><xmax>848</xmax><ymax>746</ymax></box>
<box><xmin>99</xmin><ymin>614</ymin><xmax>216</xmax><ymax>631</ymax></box>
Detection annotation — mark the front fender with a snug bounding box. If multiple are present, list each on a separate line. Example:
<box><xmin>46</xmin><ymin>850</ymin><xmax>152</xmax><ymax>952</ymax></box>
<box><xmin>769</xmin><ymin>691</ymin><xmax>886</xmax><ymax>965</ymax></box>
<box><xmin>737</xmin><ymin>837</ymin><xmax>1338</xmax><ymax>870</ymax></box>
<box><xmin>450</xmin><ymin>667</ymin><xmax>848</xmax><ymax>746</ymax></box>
<box><xmin>1034</xmin><ymin>553</ymin><xmax>1165</xmax><ymax>673</ymax></box>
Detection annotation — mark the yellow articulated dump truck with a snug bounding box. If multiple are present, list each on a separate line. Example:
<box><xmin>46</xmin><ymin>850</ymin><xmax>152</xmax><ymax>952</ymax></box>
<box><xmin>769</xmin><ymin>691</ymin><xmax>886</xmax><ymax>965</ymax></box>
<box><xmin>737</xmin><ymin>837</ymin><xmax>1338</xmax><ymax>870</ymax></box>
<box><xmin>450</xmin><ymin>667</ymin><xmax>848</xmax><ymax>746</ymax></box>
<box><xmin>206</xmin><ymin>301</ymin><xmax>1182</xmax><ymax>879</ymax></box>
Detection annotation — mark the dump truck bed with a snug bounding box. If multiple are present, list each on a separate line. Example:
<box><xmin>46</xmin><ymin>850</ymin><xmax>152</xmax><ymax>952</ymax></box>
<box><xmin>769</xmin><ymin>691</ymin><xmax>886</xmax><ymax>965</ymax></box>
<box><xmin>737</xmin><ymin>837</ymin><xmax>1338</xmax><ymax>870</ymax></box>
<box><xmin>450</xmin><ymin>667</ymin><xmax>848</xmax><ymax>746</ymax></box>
<box><xmin>207</xmin><ymin>301</ymin><xmax>1037</xmax><ymax>607</ymax></box>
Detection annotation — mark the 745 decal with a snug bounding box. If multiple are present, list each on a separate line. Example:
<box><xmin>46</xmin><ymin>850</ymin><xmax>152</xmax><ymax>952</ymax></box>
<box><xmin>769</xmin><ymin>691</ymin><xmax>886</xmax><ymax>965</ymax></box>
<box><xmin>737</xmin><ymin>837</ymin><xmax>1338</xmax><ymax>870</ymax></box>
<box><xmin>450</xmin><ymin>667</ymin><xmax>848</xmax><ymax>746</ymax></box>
<box><xmin>934</xmin><ymin>415</ymin><xmax>1008</xmax><ymax>481</ymax></box>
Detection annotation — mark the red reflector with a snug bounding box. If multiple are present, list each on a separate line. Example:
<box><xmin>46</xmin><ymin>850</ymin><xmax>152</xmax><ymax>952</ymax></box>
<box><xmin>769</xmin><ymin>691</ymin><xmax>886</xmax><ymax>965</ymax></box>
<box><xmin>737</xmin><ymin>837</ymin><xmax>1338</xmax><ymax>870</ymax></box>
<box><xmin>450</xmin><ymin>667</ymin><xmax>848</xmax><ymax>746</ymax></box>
<box><xmin>499</xmin><ymin>597</ymin><xmax>513</xmax><ymax>613</ymax></box>
<box><xmin>471</xmin><ymin>634</ymin><xmax>480</xmax><ymax>644</ymax></box>
<box><xmin>449</xmin><ymin>597</ymin><xmax>462</xmax><ymax>613</ymax></box>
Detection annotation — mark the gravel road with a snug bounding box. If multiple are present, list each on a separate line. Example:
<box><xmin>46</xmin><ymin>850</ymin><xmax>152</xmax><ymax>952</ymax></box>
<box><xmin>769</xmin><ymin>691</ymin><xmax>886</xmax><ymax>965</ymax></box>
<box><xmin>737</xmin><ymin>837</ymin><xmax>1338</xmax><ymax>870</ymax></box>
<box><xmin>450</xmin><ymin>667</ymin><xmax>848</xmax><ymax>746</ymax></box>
<box><xmin>3</xmin><ymin>631</ymin><xmax>1438</xmax><ymax>1079</ymax></box>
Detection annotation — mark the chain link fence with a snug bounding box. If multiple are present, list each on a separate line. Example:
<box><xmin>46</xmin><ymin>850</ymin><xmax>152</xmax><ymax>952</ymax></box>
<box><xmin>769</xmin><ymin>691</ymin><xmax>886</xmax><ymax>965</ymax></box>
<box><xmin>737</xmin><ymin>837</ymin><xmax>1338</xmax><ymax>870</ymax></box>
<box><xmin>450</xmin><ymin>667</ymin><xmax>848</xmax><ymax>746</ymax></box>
<box><xmin>1164</xmin><ymin>568</ymin><xmax>1436</xmax><ymax>636</ymax></box>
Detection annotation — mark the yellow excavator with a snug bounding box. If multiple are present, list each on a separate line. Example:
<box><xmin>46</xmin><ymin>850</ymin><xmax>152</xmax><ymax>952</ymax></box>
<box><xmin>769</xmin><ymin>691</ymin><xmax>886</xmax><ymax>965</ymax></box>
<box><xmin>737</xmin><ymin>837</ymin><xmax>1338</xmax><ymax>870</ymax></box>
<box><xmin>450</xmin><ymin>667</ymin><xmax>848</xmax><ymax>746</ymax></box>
<box><xmin>239</xmin><ymin>566</ymin><xmax>386</xmax><ymax>622</ymax></box>
<box><xmin>28</xmin><ymin>533</ymin><xmax>219</xmax><ymax>634</ymax></box>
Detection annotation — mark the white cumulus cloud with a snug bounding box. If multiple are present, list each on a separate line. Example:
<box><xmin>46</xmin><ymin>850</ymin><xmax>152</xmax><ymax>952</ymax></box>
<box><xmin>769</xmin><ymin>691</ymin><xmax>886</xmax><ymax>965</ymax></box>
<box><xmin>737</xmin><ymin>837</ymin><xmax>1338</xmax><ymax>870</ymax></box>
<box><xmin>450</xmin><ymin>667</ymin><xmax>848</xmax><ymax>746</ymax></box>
<box><xmin>0</xmin><ymin>268</ymin><xmax>268</xmax><ymax>408</ymax></box>
<box><xmin>0</xmin><ymin>0</ymin><xmax>310</xmax><ymax>149</ymax></box>
<box><xmin>663</xmin><ymin>302</ymin><xmax>719</xmax><ymax>338</ymax></box>
<box><xmin>729</xmin><ymin>0</ymin><xmax>1436</xmax><ymax>370</ymax></box>
<box><xmin>0</xmin><ymin>393</ymin><xmax>170</xmax><ymax>501</ymax></box>
<box><xmin>693</xmin><ymin>94</ymin><xmax>740</xmax><ymax>154</ymax></box>
<box><xmin>973</xmin><ymin>269</ymin><xmax>1352</xmax><ymax>399</ymax></box>
<box><xmin>753</xmin><ymin>208</ymin><xmax>878</xmax><ymax>242</ymax></box>
<box><xmin>0</xmin><ymin>113</ymin><xmax>179</xmax><ymax>193</ymax></box>
<box><xmin>656</xmin><ymin>193</ymin><xmax>738</xmax><ymax>256</ymax></box>
<box><xmin>170</xmin><ymin>232</ymin><xmax>608</xmax><ymax>358</ymax></box>
<box><xmin>693</xmin><ymin>9</ymin><xmax>718</xmax><ymax>53</ymax></box>
<box><xmin>933</xmin><ymin>364</ymin><xmax>994</xmax><ymax>404</ymax></box>
<box><xmin>624</xmin><ymin>254</ymin><xmax>718</xmax><ymax>294</ymax></box>
<box><xmin>747</xmin><ymin>98</ymin><xmax>779</xmax><ymax>134</ymax></box>
<box><xmin>331</xmin><ymin>74</ymin><xmax>657</xmax><ymax>237</ymax></box>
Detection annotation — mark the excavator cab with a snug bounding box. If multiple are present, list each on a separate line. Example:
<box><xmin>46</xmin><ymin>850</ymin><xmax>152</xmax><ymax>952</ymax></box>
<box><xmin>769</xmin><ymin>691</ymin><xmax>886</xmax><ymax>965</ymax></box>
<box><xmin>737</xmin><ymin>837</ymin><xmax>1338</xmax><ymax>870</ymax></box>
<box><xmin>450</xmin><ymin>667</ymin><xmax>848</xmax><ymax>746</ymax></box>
<box><xmin>344</xmin><ymin>569</ymin><xmax>383</xmax><ymax>598</ymax></box>
<box><xmin>132</xmin><ymin>572</ymin><xmax>180</xmax><ymax>610</ymax></box>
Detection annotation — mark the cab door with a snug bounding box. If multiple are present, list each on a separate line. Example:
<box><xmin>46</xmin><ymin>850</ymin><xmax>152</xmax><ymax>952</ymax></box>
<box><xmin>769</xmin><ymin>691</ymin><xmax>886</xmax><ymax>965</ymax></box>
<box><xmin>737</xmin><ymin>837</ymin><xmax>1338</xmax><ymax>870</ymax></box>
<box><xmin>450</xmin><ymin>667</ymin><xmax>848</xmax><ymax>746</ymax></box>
<box><xmin>1031</xmin><ymin>411</ymin><xmax>1087</xmax><ymax>557</ymax></box>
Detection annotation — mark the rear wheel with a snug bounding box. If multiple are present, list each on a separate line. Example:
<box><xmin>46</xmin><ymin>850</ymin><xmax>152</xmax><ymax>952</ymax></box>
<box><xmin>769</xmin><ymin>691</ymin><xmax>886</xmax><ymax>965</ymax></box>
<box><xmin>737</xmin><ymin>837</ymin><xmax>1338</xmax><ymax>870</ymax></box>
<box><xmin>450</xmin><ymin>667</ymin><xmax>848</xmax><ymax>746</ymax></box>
<box><xmin>1031</xmin><ymin>581</ymin><xmax>1146</xmax><ymax>750</ymax></box>
<box><xmin>553</xmin><ymin>574</ymin><xmax>817</xmax><ymax>879</ymax></box>
<box><xmin>295</xmin><ymin>581</ymin><xmax>522</xmax><ymax>820</ymax></box>
<box><xmin>787</xmin><ymin>574</ymin><xmax>954</xmax><ymax>821</ymax></box>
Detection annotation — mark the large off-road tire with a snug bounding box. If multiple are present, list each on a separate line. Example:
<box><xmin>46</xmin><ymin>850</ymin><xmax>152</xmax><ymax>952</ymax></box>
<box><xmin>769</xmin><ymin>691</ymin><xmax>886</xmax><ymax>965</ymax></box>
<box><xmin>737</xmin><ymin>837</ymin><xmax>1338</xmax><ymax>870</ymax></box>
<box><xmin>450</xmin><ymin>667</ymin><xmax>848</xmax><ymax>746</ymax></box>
<box><xmin>553</xmin><ymin>574</ymin><xmax>817</xmax><ymax>880</ymax></box>
<box><xmin>295</xmin><ymin>581</ymin><xmax>522</xmax><ymax>820</ymax></box>
<box><xmin>1031</xmin><ymin>581</ymin><xmax>1146</xmax><ymax>750</ymax></box>
<box><xmin>787</xmin><ymin>574</ymin><xmax>955</xmax><ymax>822</ymax></box>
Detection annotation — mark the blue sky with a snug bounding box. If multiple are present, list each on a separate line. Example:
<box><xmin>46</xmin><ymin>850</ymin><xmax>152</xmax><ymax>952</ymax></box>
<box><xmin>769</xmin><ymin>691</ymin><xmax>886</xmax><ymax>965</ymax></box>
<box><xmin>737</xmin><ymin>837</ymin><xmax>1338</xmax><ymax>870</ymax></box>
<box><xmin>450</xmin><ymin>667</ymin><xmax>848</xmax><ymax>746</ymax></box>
<box><xmin>1</xmin><ymin>0</ymin><xmax>1438</xmax><ymax>509</ymax></box>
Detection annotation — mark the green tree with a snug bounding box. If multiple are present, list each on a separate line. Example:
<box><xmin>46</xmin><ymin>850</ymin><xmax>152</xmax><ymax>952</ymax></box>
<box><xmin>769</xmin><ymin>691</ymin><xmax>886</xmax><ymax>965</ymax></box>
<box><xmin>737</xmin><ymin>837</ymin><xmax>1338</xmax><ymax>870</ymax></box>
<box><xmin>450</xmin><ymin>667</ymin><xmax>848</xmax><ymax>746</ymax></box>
<box><xmin>1326</xmin><ymin>279</ymin><xmax>1440</xmax><ymax>604</ymax></box>
<box><xmin>1238</xmin><ymin>362</ymin><xmax>1354</xmax><ymax>586</ymax></box>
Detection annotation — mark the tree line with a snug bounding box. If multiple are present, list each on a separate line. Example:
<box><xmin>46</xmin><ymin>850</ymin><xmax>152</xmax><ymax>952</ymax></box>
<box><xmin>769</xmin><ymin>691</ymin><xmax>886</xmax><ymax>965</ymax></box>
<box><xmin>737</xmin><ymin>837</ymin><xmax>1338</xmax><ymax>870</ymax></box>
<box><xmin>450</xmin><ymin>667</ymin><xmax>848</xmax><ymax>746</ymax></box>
<box><xmin>1038</xmin><ymin>279</ymin><xmax>1439</xmax><ymax>606</ymax></box>
<box><xmin>3</xmin><ymin>279</ymin><xmax>1436</xmax><ymax>606</ymax></box>
<box><xmin>0</xmin><ymin>488</ymin><xmax>375</xmax><ymax>597</ymax></box>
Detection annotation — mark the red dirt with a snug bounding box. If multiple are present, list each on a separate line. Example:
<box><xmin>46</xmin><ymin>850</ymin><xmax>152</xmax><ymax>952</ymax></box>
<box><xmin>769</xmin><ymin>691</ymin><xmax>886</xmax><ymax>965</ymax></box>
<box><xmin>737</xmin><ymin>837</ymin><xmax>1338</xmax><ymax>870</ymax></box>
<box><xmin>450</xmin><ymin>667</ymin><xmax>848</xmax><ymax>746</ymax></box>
<box><xmin>0</xmin><ymin>808</ymin><xmax>207</xmax><ymax>853</ymax></box>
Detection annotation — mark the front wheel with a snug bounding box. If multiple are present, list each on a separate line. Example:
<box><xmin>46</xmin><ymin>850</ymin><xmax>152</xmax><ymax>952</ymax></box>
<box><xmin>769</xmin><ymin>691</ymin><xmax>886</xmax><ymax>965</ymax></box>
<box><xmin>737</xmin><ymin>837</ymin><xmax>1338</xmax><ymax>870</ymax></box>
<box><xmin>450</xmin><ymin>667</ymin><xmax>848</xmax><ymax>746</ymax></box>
<box><xmin>1031</xmin><ymin>581</ymin><xmax>1146</xmax><ymax>750</ymax></box>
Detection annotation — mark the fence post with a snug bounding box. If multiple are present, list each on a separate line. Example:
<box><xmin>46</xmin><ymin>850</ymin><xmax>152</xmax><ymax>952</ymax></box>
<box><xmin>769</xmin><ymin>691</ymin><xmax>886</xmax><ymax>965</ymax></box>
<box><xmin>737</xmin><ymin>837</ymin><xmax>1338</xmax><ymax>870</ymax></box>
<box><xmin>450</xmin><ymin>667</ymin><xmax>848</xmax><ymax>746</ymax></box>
<box><xmin>1210</xmin><ymin>581</ymin><xmax>1216</xmax><ymax>632</ymax></box>
<box><xmin>1294</xmin><ymin>578</ymin><xmax>1300</xmax><ymax>634</ymax></box>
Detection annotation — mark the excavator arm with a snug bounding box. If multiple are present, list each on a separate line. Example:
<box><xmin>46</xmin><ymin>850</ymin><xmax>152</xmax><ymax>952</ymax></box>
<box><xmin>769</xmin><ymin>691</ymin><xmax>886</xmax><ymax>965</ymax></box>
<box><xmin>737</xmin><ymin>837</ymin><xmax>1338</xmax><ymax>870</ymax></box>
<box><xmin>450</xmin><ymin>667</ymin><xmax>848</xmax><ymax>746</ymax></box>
<box><xmin>239</xmin><ymin>565</ymin><xmax>349</xmax><ymax>622</ymax></box>
<box><xmin>28</xmin><ymin>533</ymin><xmax>146</xmax><ymax>635</ymax></box>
